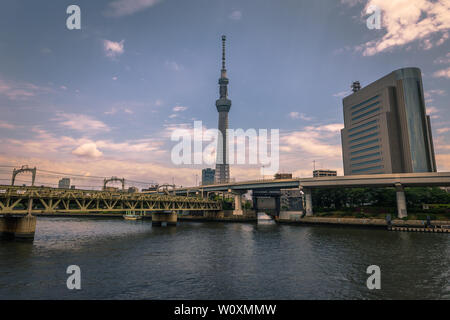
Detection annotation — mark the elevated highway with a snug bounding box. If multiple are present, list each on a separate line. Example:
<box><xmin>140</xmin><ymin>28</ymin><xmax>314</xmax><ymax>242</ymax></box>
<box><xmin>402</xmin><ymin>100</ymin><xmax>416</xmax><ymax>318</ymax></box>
<box><xmin>175</xmin><ymin>172</ymin><xmax>450</xmax><ymax>194</ymax></box>
<box><xmin>175</xmin><ymin>172</ymin><xmax>450</xmax><ymax>219</ymax></box>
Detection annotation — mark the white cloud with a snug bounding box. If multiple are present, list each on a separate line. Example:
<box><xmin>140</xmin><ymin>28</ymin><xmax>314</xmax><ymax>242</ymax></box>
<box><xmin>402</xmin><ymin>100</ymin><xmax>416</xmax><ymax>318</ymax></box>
<box><xmin>0</xmin><ymin>77</ymin><xmax>50</xmax><ymax>101</ymax></box>
<box><xmin>437</xmin><ymin>128</ymin><xmax>450</xmax><ymax>134</ymax></box>
<box><xmin>112</xmin><ymin>76</ymin><xmax>118</xmax><ymax>81</ymax></box>
<box><xmin>340</xmin><ymin>0</ymin><xmax>362</xmax><ymax>6</ymax></box>
<box><xmin>350</xmin><ymin>0</ymin><xmax>450</xmax><ymax>56</ymax></box>
<box><xmin>433</xmin><ymin>67</ymin><xmax>450</xmax><ymax>78</ymax></box>
<box><xmin>173</xmin><ymin>105</ymin><xmax>187</xmax><ymax>112</ymax></box>
<box><xmin>105</xmin><ymin>0</ymin><xmax>162</xmax><ymax>17</ymax></box>
<box><xmin>333</xmin><ymin>90</ymin><xmax>351</xmax><ymax>98</ymax></box>
<box><xmin>229</xmin><ymin>10</ymin><xmax>242</xmax><ymax>20</ymax></box>
<box><xmin>53</xmin><ymin>113</ymin><xmax>110</xmax><ymax>133</ymax></box>
<box><xmin>288</xmin><ymin>112</ymin><xmax>313</xmax><ymax>121</ymax></box>
<box><xmin>427</xmin><ymin>106</ymin><xmax>439</xmax><ymax>114</ymax></box>
<box><xmin>281</xmin><ymin>123</ymin><xmax>343</xmax><ymax>157</ymax></box>
<box><xmin>0</xmin><ymin>121</ymin><xmax>15</xmax><ymax>129</ymax></box>
<box><xmin>103</xmin><ymin>39</ymin><xmax>125</xmax><ymax>59</ymax></box>
<box><xmin>72</xmin><ymin>143</ymin><xmax>103</xmax><ymax>159</ymax></box>
<box><xmin>434</xmin><ymin>52</ymin><xmax>450</xmax><ymax>64</ymax></box>
<box><xmin>425</xmin><ymin>89</ymin><xmax>446</xmax><ymax>97</ymax></box>
<box><xmin>165</xmin><ymin>60</ymin><xmax>183</xmax><ymax>71</ymax></box>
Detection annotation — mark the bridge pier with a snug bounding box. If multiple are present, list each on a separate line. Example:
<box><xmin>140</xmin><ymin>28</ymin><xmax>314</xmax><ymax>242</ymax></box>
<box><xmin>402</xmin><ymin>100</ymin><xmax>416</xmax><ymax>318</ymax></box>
<box><xmin>232</xmin><ymin>192</ymin><xmax>244</xmax><ymax>215</ymax></box>
<box><xmin>0</xmin><ymin>215</ymin><xmax>36</xmax><ymax>240</ymax></box>
<box><xmin>395</xmin><ymin>183</ymin><xmax>407</xmax><ymax>219</ymax></box>
<box><xmin>0</xmin><ymin>198</ymin><xmax>36</xmax><ymax>240</ymax></box>
<box><xmin>304</xmin><ymin>188</ymin><xmax>313</xmax><ymax>216</ymax></box>
<box><xmin>252</xmin><ymin>195</ymin><xmax>258</xmax><ymax>213</ymax></box>
<box><xmin>152</xmin><ymin>211</ymin><xmax>178</xmax><ymax>226</ymax></box>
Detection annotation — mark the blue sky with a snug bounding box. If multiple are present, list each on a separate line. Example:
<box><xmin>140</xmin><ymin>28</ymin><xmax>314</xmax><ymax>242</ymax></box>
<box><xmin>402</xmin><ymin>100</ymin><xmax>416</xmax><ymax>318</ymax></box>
<box><xmin>0</xmin><ymin>0</ymin><xmax>449</xmax><ymax>188</ymax></box>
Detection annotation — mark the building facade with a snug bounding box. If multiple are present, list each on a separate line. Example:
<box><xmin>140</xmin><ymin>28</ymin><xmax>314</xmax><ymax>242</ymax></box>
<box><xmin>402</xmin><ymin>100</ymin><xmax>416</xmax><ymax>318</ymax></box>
<box><xmin>58</xmin><ymin>178</ymin><xmax>70</xmax><ymax>189</ymax></box>
<box><xmin>202</xmin><ymin>168</ymin><xmax>216</xmax><ymax>185</ymax></box>
<box><xmin>215</xmin><ymin>35</ymin><xmax>231</xmax><ymax>184</ymax></box>
<box><xmin>281</xmin><ymin>189</ymin><xmax>303</xmax><ymax>211</ymax></box>
<box><xmin>313</xmin><ymin>170</ymin><xmax>337</xmax><ymax>178</ymax></box>
<box><xmin>274</xmin><ymin>173</ymin><xmax>293</xmax><ymax>179</ymax></box>
<box><xmin>341</xmin><ymin>68</ymin><xmax>437</xmax><ymax>175</ymax></box>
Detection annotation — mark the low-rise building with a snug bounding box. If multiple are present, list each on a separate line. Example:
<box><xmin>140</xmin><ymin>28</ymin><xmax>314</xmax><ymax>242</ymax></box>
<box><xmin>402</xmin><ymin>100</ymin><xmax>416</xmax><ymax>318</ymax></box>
<box><xmin>274</xmin><ymin>173</ymin><xmax>292</xmax><ymax>179</ymax></box>
<box><xmin>58</xmin><ymin>178</ymin><xmax>70</xmax><ymax>189</ymax></box>
<box><xmin>313</xmin><ymin>170</ymin><xmax>337</xmax><ymax>177</ymax></box>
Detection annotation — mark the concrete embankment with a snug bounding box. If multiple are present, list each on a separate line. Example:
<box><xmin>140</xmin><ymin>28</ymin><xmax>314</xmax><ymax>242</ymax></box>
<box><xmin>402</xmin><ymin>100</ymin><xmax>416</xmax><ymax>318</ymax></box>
<box><xmin>180</xmin><ymin>210</ymin><xmax>257</xmax><ymax>223</ymax></box>
<box><xmin>277</xmin><ymin>215</ymin><xmax>450</xmax><ymax>229</ymax></box>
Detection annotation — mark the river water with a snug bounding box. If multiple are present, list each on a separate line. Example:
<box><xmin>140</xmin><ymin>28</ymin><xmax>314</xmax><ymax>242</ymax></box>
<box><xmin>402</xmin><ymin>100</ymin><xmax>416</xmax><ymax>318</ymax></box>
<box><xmin>0</xmin><ymin>217</ymin><xmax>449</xmax><ymax>299</ymax></box>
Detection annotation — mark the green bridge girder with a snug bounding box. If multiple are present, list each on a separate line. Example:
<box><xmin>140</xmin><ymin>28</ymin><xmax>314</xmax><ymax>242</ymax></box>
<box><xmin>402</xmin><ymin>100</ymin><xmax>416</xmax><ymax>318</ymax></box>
<box><xmin>0</xmin><ymin>185</ymin><xmax>221</xmax><ymax>215</ymax></box>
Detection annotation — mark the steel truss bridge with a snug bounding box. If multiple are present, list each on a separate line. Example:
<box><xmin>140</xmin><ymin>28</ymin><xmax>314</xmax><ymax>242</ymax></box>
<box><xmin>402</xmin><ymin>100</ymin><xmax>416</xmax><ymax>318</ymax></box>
<box><xmin>0</xmin><ymin>185</ymin><xmax>221</xmax><ymax>216</ymax></box>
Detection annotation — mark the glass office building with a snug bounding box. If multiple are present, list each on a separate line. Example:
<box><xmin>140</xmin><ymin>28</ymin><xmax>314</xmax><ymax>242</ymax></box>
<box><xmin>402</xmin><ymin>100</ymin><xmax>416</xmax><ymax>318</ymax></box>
<box><xmin>341</xmin><ymin>68</ymin><xmax>437</xmax><ymax>175</ymax></box>
<box><xmin>202</xmin><ymin>168</ymin><xmax>216</xmax><ymax>185</ymax></box>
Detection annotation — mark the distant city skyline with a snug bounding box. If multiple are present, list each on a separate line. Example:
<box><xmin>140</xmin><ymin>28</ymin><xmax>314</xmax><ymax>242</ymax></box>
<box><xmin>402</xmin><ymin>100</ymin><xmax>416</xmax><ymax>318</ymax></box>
<box><xmin>0</xmin><ymin>0</ymin><xmax>449</xmax><ymax>187</ymax></box>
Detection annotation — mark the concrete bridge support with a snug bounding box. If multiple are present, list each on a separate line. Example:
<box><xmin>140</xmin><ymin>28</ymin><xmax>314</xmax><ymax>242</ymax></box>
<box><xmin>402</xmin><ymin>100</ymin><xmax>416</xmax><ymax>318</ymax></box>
<box><xmin>152</xmin><ymin>211</ymin><xmax>178</xmax><ymax>226</ymax></box>
<box><xmin>0</xmin><ymin>198</ymin><xmax>36</xmax><ymax>240</ymax></box>
<box><xmin>395</xmin><ymin>183</ymin><xmax>407</xmax><ymax>219</ymax></box>
<box><xmin>232</xmin><ymin>192</ymin><xmax>244</xmax><ymax>215</ymax></box>
<box><xmin>0</xmin><ymin>215</ymin><xmax>36</xmax><ymax>240</ymax></box>
<box><xmin>252</xmin><ymin>195</ymin><xmax>258</xmax><ymax>213</ymax></box>
<box><xmin>304</xmin><ymin>188</ymin><xmax>313</xmax><ymax>216</ymax></box>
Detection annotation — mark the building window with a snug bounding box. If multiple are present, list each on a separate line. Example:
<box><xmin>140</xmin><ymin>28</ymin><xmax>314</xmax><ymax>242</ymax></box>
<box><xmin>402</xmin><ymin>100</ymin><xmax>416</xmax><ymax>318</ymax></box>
<box><xmin>351</xmin><ymin>158</ymin><xmax>382</xmax><ymax>167</ymax></box>
<box><xmin>351</xmin><ymin>101</ymin><xmax>380</xmax><ymax>116</ymax></box>
<box><xmin>349</xmin><ymin>139</ymin><xmax>379</xmax><ymax>149</ymax></box>
<box><xmin>350</xmin><ymin>152</ymin><xmax>381</xmax><ymax>162</ymax></box>
<box><xmin>349</xmin><ymin>132</ymin><xmax>379</xmax><ymax>144</ymax></box>
<box><xmin>348</xmin><ymin>119</ymin><xmax>378</xmax><ymax>133</ymax></box>
<box><xmin>402</xmin><ymin>78</ymin><xmax>431</xmax><ymax>172</ymax></box>
<box><xmin>351</xmin><ymin>165</ymin><xmax>384</xmax><ymax>174</ymax></box>
<box><xmin>350</xmin><ymin>95</ymin><xmax>380</xmax><ymax>110</ymax></box>
<box><xmin>350</xmin><ymin>145</ymin><xmax>380</xmax><ymax>155</ymax></box>
<box><xmin>348</xmin><ymin>126</ymin><xmax>378</xmax><ymax>138</ymax></box>
<box><xmin>352</xmin><ymin>107</ymin><xmax>381</xmax><ymax>121</ymax></box>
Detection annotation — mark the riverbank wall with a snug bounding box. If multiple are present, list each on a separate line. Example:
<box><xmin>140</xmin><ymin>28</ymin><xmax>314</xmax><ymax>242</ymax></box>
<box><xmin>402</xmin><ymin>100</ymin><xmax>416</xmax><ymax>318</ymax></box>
<box><xmin>277</xmin><ymin>214</ymin><xmax>450</xmax><ymax>228</ymax></box>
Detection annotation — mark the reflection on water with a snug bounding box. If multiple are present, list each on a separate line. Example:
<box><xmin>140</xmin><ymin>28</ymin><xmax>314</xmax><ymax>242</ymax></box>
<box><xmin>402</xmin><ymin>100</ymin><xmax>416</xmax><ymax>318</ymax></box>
<box><xmin>0</xmin><ymin>217</ymin><xmax>449</xmax><ymax>299</ymax></box>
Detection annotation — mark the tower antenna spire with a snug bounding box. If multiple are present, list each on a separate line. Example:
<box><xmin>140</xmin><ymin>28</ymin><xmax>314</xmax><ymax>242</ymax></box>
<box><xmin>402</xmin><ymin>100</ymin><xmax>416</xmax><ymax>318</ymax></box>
<box><xmin>221</xmin><ymin>35</ymin><xmax>226</xmax><ymax>70</ymax></box>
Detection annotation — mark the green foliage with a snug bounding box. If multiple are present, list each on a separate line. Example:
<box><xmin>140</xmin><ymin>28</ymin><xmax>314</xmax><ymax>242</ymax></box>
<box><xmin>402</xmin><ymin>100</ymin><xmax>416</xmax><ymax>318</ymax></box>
<box><xmin>222</xmin><ymin>198</ymin><xmax>233</xmax><ymax>210</ymax></box>
<box><xmin>311</xmin><ymin>187</ymin><xmax>450</xmax><ymax>212</ymax></box>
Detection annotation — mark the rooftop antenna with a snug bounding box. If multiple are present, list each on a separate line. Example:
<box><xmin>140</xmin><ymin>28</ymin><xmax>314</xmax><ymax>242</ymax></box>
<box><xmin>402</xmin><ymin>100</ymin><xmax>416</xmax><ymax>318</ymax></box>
<box><xmin>351</xmin><ymin>81</ymin><xmax>361</xmax><ymax>93</ymax></box>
